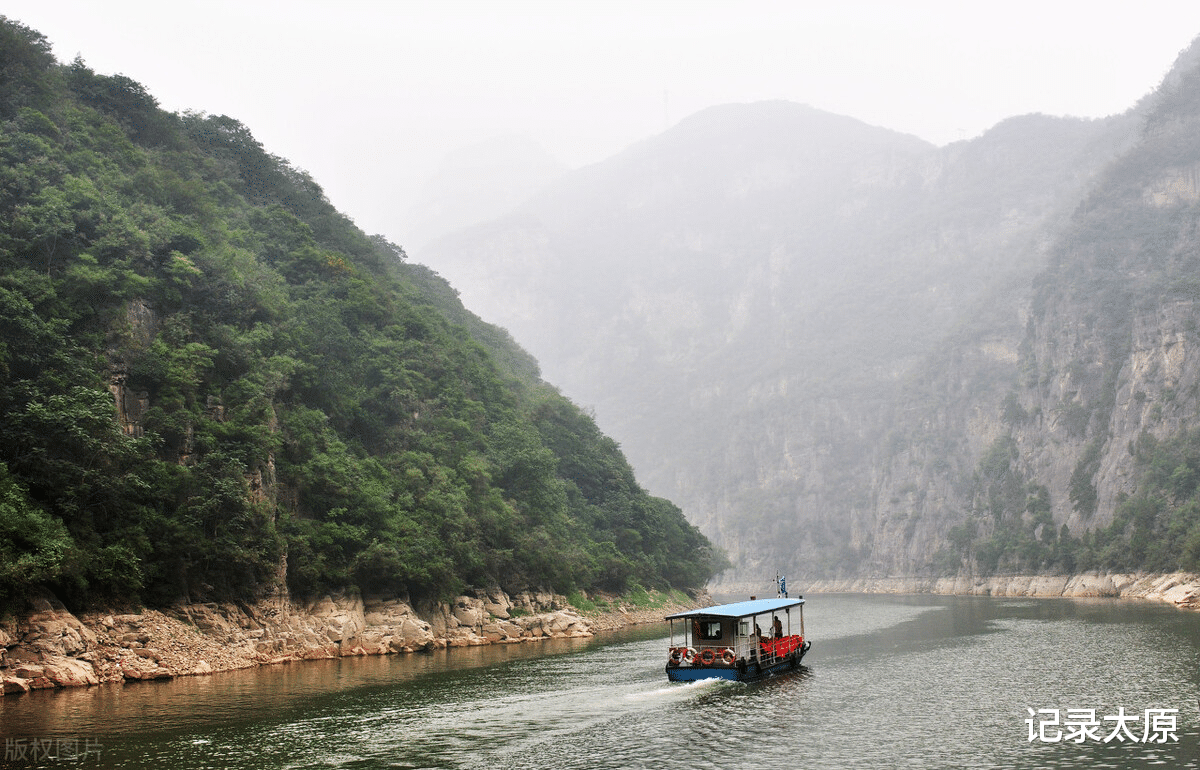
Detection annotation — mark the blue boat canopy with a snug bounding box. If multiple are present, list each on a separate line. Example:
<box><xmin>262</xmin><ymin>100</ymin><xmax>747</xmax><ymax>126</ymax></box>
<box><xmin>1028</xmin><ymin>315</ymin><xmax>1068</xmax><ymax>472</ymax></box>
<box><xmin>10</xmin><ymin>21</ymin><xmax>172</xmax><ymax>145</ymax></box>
<box><xmin>664</xmin><ymin>597</ymin><xmax>803</xmax><ymax>620</ymax></box>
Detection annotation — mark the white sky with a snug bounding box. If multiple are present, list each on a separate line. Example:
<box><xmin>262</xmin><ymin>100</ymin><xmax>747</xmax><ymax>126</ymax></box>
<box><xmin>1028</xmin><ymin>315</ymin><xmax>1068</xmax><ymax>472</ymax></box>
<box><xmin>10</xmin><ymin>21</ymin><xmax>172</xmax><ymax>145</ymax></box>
<box><xmin>7</xmin><ymin>1</ymin><xmax>1200</xmax><ymax>250</ymax></box>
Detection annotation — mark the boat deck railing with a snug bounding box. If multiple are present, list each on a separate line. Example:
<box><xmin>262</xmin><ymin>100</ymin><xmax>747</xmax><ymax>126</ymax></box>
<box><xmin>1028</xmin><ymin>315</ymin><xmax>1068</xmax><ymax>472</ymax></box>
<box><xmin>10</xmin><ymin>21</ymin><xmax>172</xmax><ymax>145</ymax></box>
<box><xmin>745</xmin><ymin>634</ymin><xmax>802</xmax><ymax>666</ymax></box>
<box><xmin>670</xmin><ymin>634</ymin><xmax>803</xmax><ymax>668</ymax></box>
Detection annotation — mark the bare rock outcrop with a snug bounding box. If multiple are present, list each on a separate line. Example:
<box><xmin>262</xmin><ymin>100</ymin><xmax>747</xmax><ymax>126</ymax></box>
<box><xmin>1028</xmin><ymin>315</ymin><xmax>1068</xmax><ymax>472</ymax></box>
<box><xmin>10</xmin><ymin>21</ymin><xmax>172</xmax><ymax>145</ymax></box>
<box><xmin>2</xmin><ymin>595</ymin><xmax>105</xmax><ymax>691</ymax></box>
<box><xmin>804</xmin><ymin>571</ymin><xmax>1200</xmax><ymax>609</ymax></box>
<box><xmin>0</xmin><ymin>587</ymin><xmax>601</xmax><ymax>696</ymax></box>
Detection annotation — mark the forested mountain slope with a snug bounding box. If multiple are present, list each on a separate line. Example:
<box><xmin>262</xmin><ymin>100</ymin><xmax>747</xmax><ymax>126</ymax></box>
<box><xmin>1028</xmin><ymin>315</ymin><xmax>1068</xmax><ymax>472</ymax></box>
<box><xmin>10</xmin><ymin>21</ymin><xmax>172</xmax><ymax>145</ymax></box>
<box><xmin>0</xmin><ymin>18</ymin><xmax>723</xmax><ymax>612</ymax></box>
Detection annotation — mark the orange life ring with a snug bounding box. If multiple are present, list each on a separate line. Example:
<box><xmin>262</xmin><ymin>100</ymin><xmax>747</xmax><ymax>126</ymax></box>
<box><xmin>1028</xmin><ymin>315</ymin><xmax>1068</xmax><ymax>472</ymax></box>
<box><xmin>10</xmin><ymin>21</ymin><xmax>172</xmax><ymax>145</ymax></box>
<box><xmin>668</xmin><ymin>647</ymin><xmax>683</xmax><ymax>665</ymax></box>
<box><xmin>721</xmin><ymin>648</ymin><xmax>735</xmax><ymax>665</ymax></box>
<box><xmin>699</xmin><ymin>648</ymin><xmax>716</xmax><ymax>665</ymax></box>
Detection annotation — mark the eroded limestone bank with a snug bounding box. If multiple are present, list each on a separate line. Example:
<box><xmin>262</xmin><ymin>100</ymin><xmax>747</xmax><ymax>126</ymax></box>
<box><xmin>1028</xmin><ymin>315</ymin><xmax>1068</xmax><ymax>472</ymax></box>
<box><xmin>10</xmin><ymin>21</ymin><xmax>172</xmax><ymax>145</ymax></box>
<box><xmin>793</xmin><ymin>572</ymin><xmax>1200</xmax><ymax>607</ymax></box>
<box><xmin>0</xmin><ymin>588</ymin><xmax>593</xmax><ymax>696</ymax></box>
<box><xmin>0</xmin><ymin>588</ymin><xmax>710</xmax><ymax>697</ymax></box>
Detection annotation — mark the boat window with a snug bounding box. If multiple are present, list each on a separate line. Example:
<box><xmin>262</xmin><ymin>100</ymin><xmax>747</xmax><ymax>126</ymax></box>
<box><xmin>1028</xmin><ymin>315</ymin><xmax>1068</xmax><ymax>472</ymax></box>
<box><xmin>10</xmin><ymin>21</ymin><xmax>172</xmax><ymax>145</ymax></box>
<box><xmin>738</xmin><ymin>620</ymin><xmax>750</xmax><ymax>637</ymax></box>
<box><xmin>699</xmin><ymin>621</ymin><xmax>723</xmax><ymax>640</ymax></box>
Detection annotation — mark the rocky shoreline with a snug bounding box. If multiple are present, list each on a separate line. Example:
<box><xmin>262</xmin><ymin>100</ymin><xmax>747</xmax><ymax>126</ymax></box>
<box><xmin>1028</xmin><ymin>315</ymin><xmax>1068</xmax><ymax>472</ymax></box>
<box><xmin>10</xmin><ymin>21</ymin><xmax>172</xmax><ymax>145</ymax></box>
<box><xmin>756</xmin><ymin>571</ymin><xmax>1200</xmax><ymax>608</ymax></box>
<box><xmin>0</xmin><ymin>588</ymin><xmax>705</xmax><ymax>696</ymax></box>
<box><xmin>32</xmin><ymin>572</ymin><xmax>1197</xmax><ymax>697</ymax></box>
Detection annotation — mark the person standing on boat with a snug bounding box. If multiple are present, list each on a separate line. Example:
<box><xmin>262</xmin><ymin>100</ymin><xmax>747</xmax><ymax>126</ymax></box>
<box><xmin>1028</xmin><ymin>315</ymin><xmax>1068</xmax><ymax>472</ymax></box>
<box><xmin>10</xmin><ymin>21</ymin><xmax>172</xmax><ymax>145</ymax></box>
<box><xmin>773</xmin><ymin>616</ymin><xmax>783</xmax><ymax>639</ymax></box>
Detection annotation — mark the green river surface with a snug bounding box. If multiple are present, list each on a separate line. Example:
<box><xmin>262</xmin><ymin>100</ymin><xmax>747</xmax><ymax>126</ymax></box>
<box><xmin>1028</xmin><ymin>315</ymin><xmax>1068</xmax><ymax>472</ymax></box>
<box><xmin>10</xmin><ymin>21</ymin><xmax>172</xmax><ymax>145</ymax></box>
<box><xmin>2</xmin><ymin>593</ymin><xmax>1199</xmax><ymax>769</ymax></box>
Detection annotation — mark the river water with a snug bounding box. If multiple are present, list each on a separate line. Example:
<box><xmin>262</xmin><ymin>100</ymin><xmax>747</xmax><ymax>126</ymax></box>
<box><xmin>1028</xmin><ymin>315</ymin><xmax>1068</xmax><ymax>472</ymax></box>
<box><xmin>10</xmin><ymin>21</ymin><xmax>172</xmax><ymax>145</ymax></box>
<box><xmin>2</xmin><ymin>593</ymin><xmax>1199</xmax><ymax>769</ymax></box>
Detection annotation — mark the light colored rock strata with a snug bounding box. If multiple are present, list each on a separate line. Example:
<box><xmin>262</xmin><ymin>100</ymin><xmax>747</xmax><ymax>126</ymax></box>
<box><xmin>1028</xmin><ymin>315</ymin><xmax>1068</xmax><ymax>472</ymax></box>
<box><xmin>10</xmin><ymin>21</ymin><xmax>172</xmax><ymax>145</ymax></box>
<box><xmin>801</xmin><ymin>571</ymin><xmax>1200</xmax><ymax>609</ymax></box>
<box><xmin>0</xmin><ymin>588</ymin><xmax>607</xmax><ymax>696</ymax></box>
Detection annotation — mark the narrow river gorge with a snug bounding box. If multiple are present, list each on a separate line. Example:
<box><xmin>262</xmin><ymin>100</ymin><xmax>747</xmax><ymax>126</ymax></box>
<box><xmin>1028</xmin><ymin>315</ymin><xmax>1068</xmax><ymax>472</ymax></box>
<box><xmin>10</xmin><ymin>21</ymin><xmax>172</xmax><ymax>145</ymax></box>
<box><xmin>3</xmin><ymin>593</ymin><xmax>1199</xmax><ymax>769</ymax></box>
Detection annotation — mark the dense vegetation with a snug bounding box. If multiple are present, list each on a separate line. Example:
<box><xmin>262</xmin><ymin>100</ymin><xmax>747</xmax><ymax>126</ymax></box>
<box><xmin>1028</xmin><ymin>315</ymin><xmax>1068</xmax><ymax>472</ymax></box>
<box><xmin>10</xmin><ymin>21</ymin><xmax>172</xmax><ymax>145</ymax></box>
<box><xmin>939</xmin><ymin>428</ymin><xmax>1200</xmax><ymax>577</ymax></box>
<box><xmin>0</xmin><ymin>18</ymin><xmax>724</xmax><ymax>610</ymax></box>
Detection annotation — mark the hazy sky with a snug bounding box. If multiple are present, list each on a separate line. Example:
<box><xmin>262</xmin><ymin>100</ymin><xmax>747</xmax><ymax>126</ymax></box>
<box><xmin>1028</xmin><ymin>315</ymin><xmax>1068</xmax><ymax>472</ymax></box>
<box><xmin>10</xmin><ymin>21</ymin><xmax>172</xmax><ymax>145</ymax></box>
<box><xmin>8</xmin><ymin>1</ymin><xmax>1200</xmax><ymax>251</ymax></box>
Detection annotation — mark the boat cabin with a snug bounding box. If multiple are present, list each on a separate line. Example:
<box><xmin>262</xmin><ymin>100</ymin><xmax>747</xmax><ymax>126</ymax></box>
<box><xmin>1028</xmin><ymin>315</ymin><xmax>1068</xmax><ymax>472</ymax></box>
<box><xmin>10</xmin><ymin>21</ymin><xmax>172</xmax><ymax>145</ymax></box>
<box><xmin>664</xmin><ymin>597</ymin><xmax>806</xmax><ymax>678</ymax></box>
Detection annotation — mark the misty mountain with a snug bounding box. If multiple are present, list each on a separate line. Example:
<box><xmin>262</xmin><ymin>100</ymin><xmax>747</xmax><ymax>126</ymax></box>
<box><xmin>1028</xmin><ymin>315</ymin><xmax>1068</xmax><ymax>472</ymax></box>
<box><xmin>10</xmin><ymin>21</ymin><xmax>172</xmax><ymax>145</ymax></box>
<box><xmin>418</xmin><ymin>75</ymin><xmax>1175</xmax><ymax>587</ymax></box>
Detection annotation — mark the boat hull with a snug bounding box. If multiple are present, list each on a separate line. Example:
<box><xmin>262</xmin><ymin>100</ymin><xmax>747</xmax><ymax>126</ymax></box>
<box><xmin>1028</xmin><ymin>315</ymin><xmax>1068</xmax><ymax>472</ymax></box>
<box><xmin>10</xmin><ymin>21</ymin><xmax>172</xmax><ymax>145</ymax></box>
<box><xmin>665</xmin><ymin>641</ymin><xmax>810</xmax><ymax>683</ymax></box>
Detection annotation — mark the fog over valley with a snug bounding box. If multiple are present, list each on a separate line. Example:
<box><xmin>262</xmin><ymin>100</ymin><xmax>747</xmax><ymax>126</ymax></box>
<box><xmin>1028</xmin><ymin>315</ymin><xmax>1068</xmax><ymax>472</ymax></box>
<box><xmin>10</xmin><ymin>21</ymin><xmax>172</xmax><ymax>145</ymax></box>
<box><xmin>11</xmin><ymin>1</ymin><xmax>1200</xmax><ymax>242</ymax></box>
<box><xmin>12</xmin><ymin>10</ymin><xmax>1200</xmax><ymax>765</ymax></box>
<box><xmin>5</xmin><ymin>5</ymin><xmax>1200</xmax><ymax>606</ymax></box>
<box><xmin>413</xmin><ymin>32</ymin><xmax>1200</xmax><ymax>589</ymax></box>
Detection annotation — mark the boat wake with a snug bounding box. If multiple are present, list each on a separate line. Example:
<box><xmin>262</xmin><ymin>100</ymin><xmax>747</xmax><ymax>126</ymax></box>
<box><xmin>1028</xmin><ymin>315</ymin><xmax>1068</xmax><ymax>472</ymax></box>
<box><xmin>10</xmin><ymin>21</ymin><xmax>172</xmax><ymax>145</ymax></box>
<box><xmin>627</xmin><ymin>677</ymin><xmax>734</xmax><ymax>702</ymax></box>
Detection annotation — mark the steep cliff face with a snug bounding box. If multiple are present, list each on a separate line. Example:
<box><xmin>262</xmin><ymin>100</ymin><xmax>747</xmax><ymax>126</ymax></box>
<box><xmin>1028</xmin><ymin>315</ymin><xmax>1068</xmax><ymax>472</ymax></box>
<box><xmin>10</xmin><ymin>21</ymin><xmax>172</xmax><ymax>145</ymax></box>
<box><xmin>1003</xmin><ymin>103</ymin><xmax>1200</xmax><ymax>545</ymax></box>
<box><xmin>849</xmin><ymin>40</ymin><xmax>1200</xmax><ymax>584</ymax></box>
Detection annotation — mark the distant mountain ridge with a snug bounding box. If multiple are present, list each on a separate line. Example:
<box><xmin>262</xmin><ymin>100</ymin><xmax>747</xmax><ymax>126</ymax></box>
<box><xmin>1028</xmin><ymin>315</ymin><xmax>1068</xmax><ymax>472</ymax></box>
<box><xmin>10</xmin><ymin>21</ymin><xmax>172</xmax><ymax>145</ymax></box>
<box><xmin>419</xmin><ymin>56</ymin><xmax>1200</xmax><ymax>587</ymax></box>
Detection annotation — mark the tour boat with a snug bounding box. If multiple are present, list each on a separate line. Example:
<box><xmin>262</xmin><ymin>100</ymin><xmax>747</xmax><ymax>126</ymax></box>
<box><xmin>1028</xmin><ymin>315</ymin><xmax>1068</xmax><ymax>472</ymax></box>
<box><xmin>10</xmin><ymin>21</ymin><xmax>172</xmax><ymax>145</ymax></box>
<box><xmin>664</xmin><ymin>596</ymin><xmax>809</xmax><ymax>682</ymax></box>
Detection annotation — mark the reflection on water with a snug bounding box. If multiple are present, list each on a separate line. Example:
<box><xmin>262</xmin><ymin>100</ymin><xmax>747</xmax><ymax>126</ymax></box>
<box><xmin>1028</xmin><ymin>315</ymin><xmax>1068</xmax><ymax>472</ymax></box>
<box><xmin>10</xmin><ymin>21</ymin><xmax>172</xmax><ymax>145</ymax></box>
<box><xmin>2</xmin><ymin>596</ymin><xmax>1199</xmax><ymax>769</ymax></box>
<box><xmin>0</xmin><ymin>629</ymin><xmax>614</xmax><ymax>736</ymax></box>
